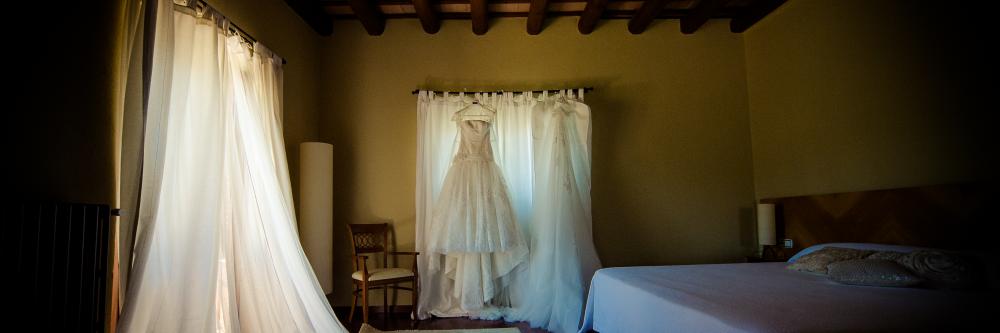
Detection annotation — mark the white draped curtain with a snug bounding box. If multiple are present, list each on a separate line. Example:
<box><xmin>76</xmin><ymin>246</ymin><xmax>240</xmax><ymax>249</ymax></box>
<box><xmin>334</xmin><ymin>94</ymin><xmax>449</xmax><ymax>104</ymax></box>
<box><xmin>118</xmin><ymin>3</ymin><xmax>346</xmax><ymax>332</ymax></box>
<box><xmin>415</xmin><ymin>90</ymin><xmax>601</xmax><ymax>333</ymax></box>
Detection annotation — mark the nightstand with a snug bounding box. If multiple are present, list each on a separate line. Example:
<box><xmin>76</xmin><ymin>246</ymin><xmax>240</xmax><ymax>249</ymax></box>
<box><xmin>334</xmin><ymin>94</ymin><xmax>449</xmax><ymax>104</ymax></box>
<box><xmin>745</xmin><ymin>256</ymin><xmax>788</xmax><ymax>263</ymax></box>
<box><xmin>746</xmin><ymin>245</ymin><xmax>790</xmax><ymax>263</ymax></box>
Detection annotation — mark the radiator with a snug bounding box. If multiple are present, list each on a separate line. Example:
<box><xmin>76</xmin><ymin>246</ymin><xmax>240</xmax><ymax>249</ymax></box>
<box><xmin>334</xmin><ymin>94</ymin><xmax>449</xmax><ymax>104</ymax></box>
<box><xmin>7</xmin><ymin>202</ymin><xmax>110</xmax><ymax>332</ymax></box>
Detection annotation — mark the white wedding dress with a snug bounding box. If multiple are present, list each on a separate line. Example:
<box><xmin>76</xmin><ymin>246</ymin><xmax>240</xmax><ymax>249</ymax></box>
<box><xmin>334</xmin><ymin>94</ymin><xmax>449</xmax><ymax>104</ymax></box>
<box><xmin>507</xmin><ymin>92</ymin><xmax>601</xmax><ymax>333</ymax></box>
<box><xmin>426</xmin><ymin>105</ymin><xmax>528</xmax><ymax>314</ymax></box>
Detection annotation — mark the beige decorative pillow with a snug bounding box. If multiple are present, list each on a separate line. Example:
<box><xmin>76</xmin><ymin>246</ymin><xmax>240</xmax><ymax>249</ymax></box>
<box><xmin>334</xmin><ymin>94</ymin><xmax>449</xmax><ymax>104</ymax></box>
<box><xmin>787</xmin><ymin>247</ymin><xmax>875</xmax><ymax>274</ymax></box>
<box><xmin>828</xmin><ymin>259</ymin><xmax>924</xmax><ymax>287</ymax></box>
<box><xmin>866</xmin><ymin>250</ymin><xmax>907</xmax><ymax>262</ymax></box>
<box><xmin>865</xmin><ymin>249</ymin><xmax>980</xmax><ymax>289</ymax></box>
<box><xmin>896</xmin><ymin>250</ymin><xmax>978</xmax><ymax>289</ymax></box>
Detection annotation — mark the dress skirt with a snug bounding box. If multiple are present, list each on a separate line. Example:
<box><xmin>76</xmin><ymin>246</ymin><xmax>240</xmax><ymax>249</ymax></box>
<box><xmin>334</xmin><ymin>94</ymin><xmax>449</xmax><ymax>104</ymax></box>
<box><xmin>425</xmin><ymin>157</ymin><xmax>528</xmax><ymax>313</ymax></box>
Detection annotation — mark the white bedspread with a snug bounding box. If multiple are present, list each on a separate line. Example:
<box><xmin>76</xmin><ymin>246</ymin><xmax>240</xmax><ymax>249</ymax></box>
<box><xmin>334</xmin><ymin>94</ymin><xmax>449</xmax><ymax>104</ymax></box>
<box><xmin>579</xmin><ymin>263</ymin><xmax>989</xmax><ymax>332</ymax></box>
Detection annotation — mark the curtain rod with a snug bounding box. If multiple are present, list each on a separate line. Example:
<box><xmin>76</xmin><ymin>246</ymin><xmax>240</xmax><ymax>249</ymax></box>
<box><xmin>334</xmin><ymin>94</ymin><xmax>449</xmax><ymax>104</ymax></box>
<box><xmin>411</xmin><ymin>87</ymin><xmax>593</xmax><ymax>95</ymax></box>
<box><xmin>174</xmin><ymin>0</ymin><xmax>287</xmax><ymax>65</ymax></box>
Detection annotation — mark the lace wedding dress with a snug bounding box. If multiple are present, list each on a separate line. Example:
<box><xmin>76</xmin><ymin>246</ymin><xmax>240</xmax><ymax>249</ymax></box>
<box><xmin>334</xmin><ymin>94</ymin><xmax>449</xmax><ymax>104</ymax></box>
<box><xmin>425</xmin><ymin>104</ymin><xmax>528</xmax><ymax>314</ymax></box>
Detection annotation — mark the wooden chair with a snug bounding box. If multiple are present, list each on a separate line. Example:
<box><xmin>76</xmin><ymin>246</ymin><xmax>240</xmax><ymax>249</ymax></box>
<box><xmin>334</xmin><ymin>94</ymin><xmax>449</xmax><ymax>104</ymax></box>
<box><xmin>346</xmin><ymin>223</ymin><xmax>419</xmax><ymax>324</ymax></box>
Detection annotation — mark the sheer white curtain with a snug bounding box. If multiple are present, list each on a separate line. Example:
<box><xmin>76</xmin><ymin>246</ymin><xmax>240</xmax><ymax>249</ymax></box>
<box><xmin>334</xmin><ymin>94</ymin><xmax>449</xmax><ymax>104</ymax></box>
<box><xmin>119</xmin><ymin>4</ymin><xmax>346</xmax><ymax>332</ymax></box>
<box><xmin>415</xmin><ymin>90</ymin><xmax>600</xmax><ymax>332</ymax></box>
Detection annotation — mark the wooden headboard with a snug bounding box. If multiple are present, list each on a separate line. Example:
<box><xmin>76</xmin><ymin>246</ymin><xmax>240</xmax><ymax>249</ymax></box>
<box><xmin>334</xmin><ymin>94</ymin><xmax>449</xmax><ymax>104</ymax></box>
<box><xmin>760</xmin><ymin>183</ymin><xmax>991</xmax><ymax>256</ymax></box>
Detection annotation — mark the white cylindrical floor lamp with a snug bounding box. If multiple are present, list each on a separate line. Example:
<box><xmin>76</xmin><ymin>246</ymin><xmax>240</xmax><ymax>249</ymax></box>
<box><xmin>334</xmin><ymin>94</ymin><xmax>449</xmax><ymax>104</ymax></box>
<box><xmin>300</xmin><ymin>142</ymin><xmax>334</xmax><ymax>294</ymax></box>
<box><xmin>757</xmin><ymin>203</ymin><xmax>777</xmax><ymax>256</ymax></box>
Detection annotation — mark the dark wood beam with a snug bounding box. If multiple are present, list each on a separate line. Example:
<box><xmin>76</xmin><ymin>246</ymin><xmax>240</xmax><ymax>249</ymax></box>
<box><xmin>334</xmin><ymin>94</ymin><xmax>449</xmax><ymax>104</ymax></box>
<box><xmin>681</xmin><ymin>0</ymin><xmax>728</xmax><ymax>34</ymax></box>
<box><xmin>628</xmin><ymin>0</ymin><xmax>667</xmax><ymax>34</ymax></box>
<box><xmin>283</xmin><ymin>0</ymin><xmax>333</xmax><ymax>36</ymax></box>
<box><xmin>577</xmin><ymin>0</ymin><xmax>609</xmax><ymax>34</ymax></box>
<box><xmin>471</xmin><ymin>0</ymin><xmax>489</xmax><ymax>35</ymax></box>
<box><xmin>349</xmin><ymin>0</ymin><xmax>385</xmax><ymax>35</ymax></box>
<box><xmin>412</xmin><ymin>0</ymin><xmax>440</xmax><ymax>34</ymax></box>
<box><xmin>527</xmin><ymin>0</ymin><xmax>549</xmax><ymax>35</ymax></box>
<box><xmin>730</xmin><ymin>0</ymin><xmax>786</xmax><ymax>33</ymax></box>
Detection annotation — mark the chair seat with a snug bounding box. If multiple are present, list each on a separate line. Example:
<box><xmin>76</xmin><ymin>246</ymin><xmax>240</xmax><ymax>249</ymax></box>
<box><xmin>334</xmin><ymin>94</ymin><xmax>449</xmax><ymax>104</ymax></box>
<box><xmin>352</xmin><ymin>268</ymin><xmax>414</xmax><ymax>281</ymax></box>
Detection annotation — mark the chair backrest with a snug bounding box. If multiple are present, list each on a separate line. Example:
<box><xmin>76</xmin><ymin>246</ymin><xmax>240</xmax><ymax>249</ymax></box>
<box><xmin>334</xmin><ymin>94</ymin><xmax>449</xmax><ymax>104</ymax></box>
<box><xmin>346</xmin><ymin>223</ymin><xmax>389</xmax><ymax>268</ymax></box>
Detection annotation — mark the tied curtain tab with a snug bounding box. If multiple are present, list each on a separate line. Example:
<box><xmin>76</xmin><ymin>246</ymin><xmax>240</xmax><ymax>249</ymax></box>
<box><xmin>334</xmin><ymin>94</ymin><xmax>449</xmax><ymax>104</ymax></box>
<box><xmin>416</xmin><ymin>91</ymin><xmax>602</xmax><ymax>333</ymax></box>
<box><xmin>118</xmin><ymin>2</ymin><xmax>346</xmax><ymax>332</ymax></box>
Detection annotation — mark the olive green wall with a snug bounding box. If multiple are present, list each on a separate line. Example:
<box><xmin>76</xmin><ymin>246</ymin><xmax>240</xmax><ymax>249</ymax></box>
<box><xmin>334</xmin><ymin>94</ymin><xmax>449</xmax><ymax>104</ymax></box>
<box><xmin>743</xmin><ymin>0</ymin><xmax>994</xmax><ymax>199</ymax></box>
<box><xmin>320</xmin><ymin>18</ymin><xmax>756</xmax><ymax>306</ymax></box>
<box><xmin>21</xmin><ymin>0</ymin><xmax>991</xmax><ymax>313</ymax></box>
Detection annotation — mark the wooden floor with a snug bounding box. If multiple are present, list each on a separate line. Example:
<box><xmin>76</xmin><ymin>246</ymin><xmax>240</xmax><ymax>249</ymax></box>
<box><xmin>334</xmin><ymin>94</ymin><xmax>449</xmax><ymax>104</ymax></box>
<box><xmin>329</xmin><ymin>299</ymin><xmax>550</xmax><ymax>333</ymax></box>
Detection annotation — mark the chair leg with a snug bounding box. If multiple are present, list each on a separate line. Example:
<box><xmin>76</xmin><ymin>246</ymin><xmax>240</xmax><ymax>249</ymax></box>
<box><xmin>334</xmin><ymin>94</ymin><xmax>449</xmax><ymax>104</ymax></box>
<box><xmin>348</xmin><ymin>287</ymin><xmax>358</xmax><ymax>323</ymax></box>
<box><xmin>383</xmin><ymin>285</ymin><xmax>389</xmax><ymax>316</ymax></box>
<box><xmin>391</xmin><ymin>284</ymin><xmax>397</xmax><ymax>314</ymax></box>
<box><xmin>362</xmin><ymin>282</ymin><xmax>369</xmax><ymax>324</ymax></box>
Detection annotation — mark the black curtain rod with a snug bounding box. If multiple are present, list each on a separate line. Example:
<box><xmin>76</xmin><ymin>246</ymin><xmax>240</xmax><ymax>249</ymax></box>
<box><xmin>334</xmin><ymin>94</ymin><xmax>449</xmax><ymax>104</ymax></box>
<box><xmin>175</xmin><ymin>0</ymin><xmax>287</xmax><ymax>65</ymax></box>
<box><xmin>411</xmin><ymin>87</ymin><xmax>594</xmax><ymax>95</ymax></box>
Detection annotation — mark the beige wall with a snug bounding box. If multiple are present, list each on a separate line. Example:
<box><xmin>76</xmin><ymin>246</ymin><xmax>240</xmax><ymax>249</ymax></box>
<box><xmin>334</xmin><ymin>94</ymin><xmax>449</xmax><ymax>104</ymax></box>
<box><xmin>743</xmin><ymin>0</ymin><xmax>994</xmax><ymax>199</ymax></box>
<box><xmin>321</xmin><ymin>18</ymin><xmax>756</xmax><ymax>305</ymax></box>
<box><xmin>207</xmin><ymin>0</ymin><xmax>325</xmax><ymax>203</ymax></box>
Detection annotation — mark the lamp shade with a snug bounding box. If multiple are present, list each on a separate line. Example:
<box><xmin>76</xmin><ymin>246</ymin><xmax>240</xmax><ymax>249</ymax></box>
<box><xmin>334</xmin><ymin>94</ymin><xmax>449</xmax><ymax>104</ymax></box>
<box><xmin>299</xmin><ymin>142</ymin><xmax>334</xmax><ymax>294</ymax></box>
<box><xmin>757</xmin><ymin>203</ymin><xmax>777</xmax><ymax>246</ymax></box>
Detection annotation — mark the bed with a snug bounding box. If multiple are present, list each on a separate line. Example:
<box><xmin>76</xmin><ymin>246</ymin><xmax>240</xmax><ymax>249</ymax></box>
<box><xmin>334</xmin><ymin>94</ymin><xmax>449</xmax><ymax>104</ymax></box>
<box><xmin>580</xmin><ymin>262</ymin><xmax>989</xmax><ymax>332</ymax></box>
<box><xmin>579</xmin><ymin>183</ymin><xmax>994</xmax><ymax>332</ymax></box>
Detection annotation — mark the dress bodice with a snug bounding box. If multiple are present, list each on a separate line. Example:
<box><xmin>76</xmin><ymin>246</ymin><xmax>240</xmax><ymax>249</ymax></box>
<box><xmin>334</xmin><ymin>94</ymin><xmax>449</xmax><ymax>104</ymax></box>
<box><xmin>454</xmin><ymin>120</ymin><xmax>494</xmax><ymax>162</ymax></box>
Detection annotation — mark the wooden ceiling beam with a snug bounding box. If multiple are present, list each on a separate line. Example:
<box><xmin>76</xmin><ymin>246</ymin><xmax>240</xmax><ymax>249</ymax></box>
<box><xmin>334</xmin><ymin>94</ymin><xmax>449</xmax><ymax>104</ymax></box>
<box><xmin>681</xmin><ymin>0</ymin><xmax>728</xmax><ymax>34</ymax></box>
<box><xmin>349</xmin><ymin>0</ymin><xmax>385</xmax><ymax>35</ymax></box>
<box><xmin>527</xmin><ymin>0</ymin><xmax>549</xmax><ymax>35</ymax></box>
<box><xmin>628</xmin><ymin>0</ymin><xmax>668</xmax><ymax>34</ymax></box>
<box><xmin>730</xmin><ymin>0</ymin><xmax>786</xmax><ymax>33</ymax></box>
<box><xmin>412</xmin><ymin>0</ymin><xmax>440</xmax><ymax>34</ymax></box>
<box><xmin>283</xmin><ymin>0</ymin><xmax>333</xmax><ymax>36</ymax></box>
<box><xmin>471</xmin><ymin>0</ymin><xmax>489</xmax><ymax>35</ymax></box>
<box><xmin>577</xmin><ymin>0</ymin><xmax>609</xmax><ymax>34</ymax></box>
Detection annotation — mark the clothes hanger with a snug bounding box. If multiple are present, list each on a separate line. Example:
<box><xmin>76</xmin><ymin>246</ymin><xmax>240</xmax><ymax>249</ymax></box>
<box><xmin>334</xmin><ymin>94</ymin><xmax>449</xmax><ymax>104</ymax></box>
<box><xmin>453</xmin><ymin>94</ymin><xmax>496</xmax><ymax>122</ymax></box>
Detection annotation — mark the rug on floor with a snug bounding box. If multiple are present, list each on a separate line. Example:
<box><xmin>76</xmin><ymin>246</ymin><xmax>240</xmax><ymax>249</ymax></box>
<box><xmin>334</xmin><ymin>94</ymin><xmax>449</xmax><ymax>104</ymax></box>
<box><xmin>359</xmin><ymin>323</ymin><xmax>520</xmax><ymax>333</ymax></box>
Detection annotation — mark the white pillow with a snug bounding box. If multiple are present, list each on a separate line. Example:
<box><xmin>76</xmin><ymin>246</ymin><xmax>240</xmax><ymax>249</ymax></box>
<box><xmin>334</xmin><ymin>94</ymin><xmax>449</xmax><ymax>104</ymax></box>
<box><xmin>787</xmin><ymin>243</ymin><xmax>929</xmax><ymax>263</ymax></box>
